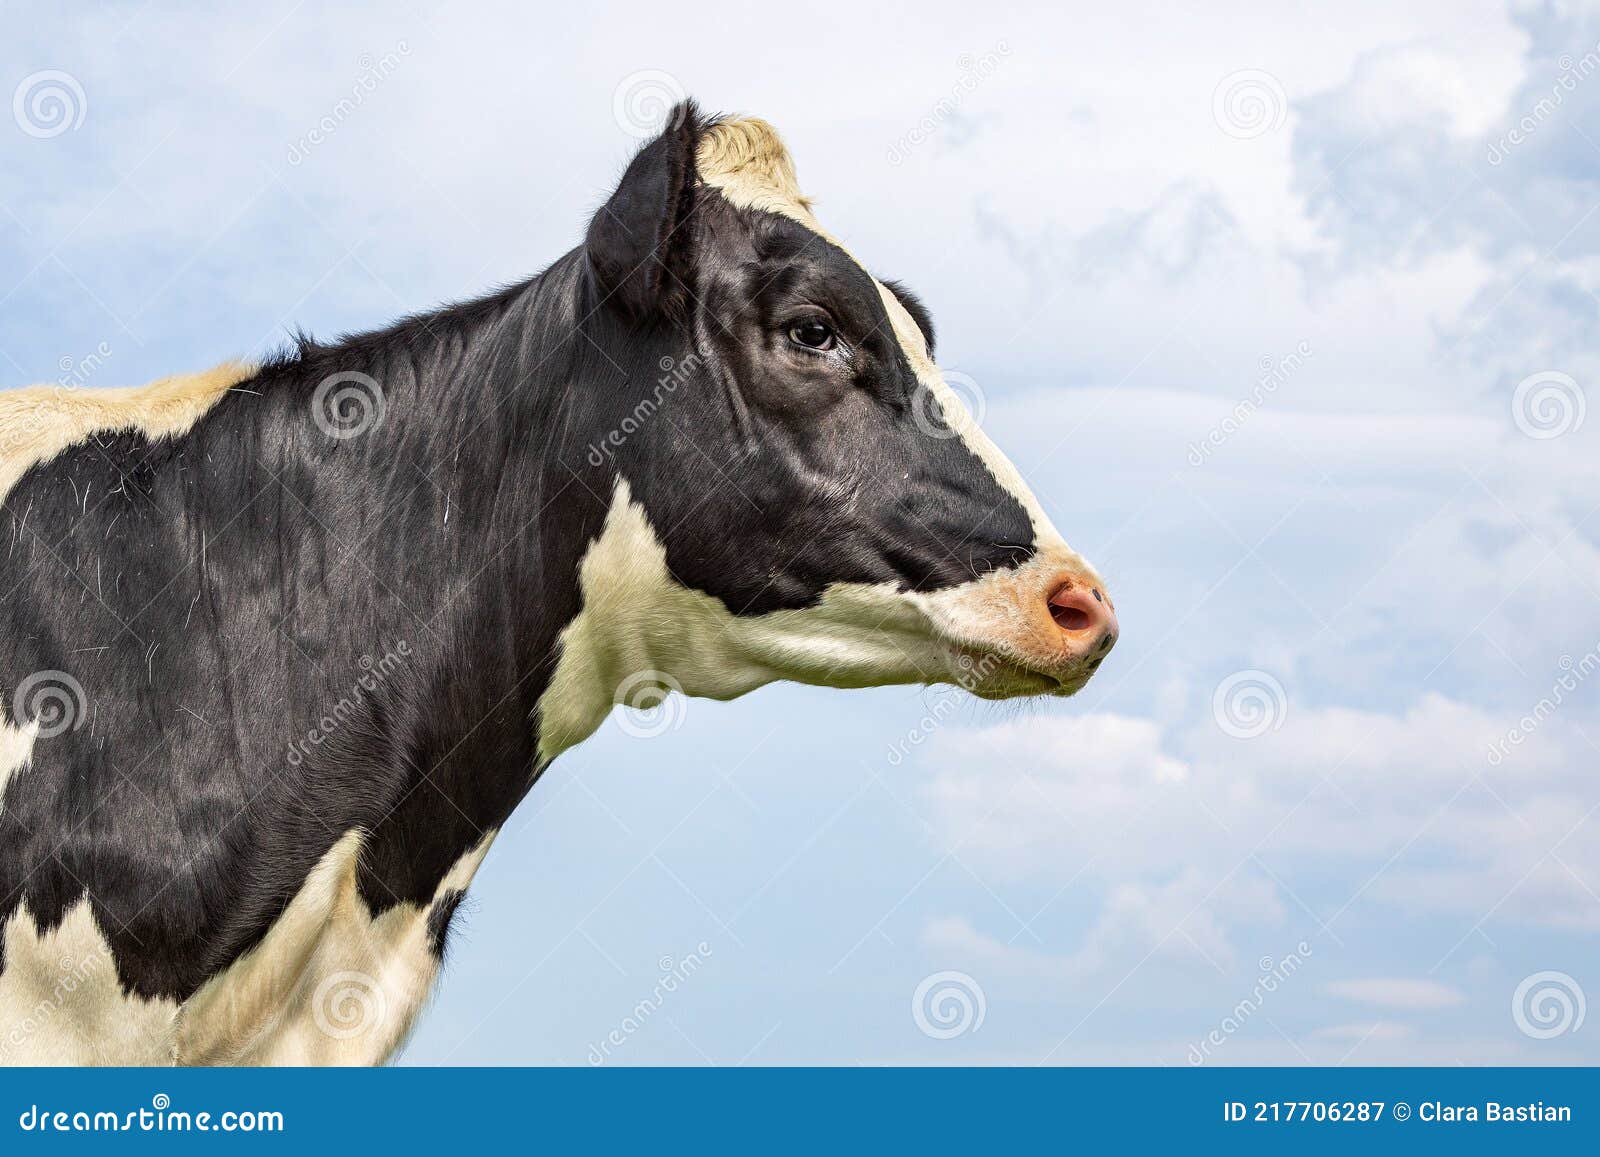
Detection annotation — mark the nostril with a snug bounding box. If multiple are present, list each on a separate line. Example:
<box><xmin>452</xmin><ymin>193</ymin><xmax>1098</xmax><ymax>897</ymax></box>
<box><xmin>1047</xmin><ymin>583</ymin><xmax>1102</xmax><ymax>634</ymax></box>
<box><xmin>1050</xmin><ymin>602</ymin><xmax>1092</xmax><ymax>631</ymax></box>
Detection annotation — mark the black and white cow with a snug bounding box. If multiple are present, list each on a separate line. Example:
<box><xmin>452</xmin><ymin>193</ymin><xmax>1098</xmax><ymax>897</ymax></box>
<box><xmin>0</xmin><ymin>104</ymin><xmax>1116</xmax><ymax>1064</ymax></box>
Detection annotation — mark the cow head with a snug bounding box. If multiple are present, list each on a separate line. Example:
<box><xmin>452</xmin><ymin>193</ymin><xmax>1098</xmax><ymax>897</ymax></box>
<box><xmin>543</xmin><ymin>103</ymin><xmax>1116</xmax><ymax>753</ymax></box>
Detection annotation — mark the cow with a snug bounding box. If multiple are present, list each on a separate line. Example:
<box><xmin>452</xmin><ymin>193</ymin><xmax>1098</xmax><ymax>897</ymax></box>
<box><xmin>0</xmin><ymin>102</ymin><xmax>1117</xmax><ymax>1065</ymax></box>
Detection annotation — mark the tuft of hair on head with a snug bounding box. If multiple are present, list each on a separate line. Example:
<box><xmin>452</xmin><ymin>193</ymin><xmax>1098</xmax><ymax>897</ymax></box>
<box><xmin>695</xmin><ymin>115</ymin><xmax>814</xmax><ymax>217</ymax></box>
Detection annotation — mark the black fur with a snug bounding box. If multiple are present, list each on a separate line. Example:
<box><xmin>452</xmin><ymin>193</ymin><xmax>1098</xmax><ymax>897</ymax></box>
<box><xmin>0</xmin><ymin>102</ymin><xmax>1033</xmax><ymax>1002</ymax></box>
<box><xmin>883</xmin><ymin>280</ymin><xmax>936</xmax><ymax>357</ymax></box>
<box><xmin>426</xmin><ymin>889</ymin><xmax>467</xmax><ymax>958</ymax></box>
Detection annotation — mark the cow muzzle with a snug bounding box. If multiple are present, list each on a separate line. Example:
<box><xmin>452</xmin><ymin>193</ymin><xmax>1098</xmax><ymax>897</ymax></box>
<box><xmin>909</xmin><ymin>550</ymin><xmax>1118</xmax><ymax>698</ymax></box>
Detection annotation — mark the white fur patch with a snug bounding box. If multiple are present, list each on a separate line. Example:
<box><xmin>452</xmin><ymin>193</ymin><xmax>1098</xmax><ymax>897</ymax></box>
<box><xmin>176</xmin><ymin>828</ymin><xmax>496</xmax><ymax>1065</ymax></box>
<box><xmin>0</xmin><ymin>362</ymin><xmax>251</xmax><ymax>506</ymax></box>
<box><xmin>0</xmin><ymin>829</ymin><xmax>497</xmax><ymax>1066</ymax></box>
<box><xmin>537</xmin><ymin>478</ymin><xmax>951</xmax><ymax>761</ymax></box>
<box><xmin>0</xmin><ymin>900</ymin><xmax>177</xmax><ymax>1065</ymax></box>
<box><xmin>0</xmin><ymin>718</ymin><xmax>38</xmax><ymax>817</ymax></box>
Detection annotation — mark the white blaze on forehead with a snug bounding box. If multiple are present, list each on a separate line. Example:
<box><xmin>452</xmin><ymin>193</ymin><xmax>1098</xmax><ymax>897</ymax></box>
<box><xmin>694</xmin><ymin>118</ymin><xmax>1078</xmax><ymax>554</ymax></box>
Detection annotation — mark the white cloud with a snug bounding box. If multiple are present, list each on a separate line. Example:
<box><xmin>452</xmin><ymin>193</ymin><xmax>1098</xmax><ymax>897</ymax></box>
<box><xmin>1310</xmin><ymin>1021</ymin><xmax>1416</xmax><ymax>1041</ymax></box>
<box><xmin>1323</xmin><ymin>978</ymin><xmax>1467</xmax><ymax>1009</ymax></box>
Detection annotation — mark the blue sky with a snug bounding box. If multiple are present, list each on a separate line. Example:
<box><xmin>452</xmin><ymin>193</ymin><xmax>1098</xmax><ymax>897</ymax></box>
<box><xmin>4</xmin><ymin>0</ymin><xmax>1598</xmax><ymax>1064</ymax></box>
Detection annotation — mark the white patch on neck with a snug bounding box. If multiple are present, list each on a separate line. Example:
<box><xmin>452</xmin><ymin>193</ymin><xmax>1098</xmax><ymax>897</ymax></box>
<box><xmin>535</xmin><ymin>477</ymin><xmax>952</xmax><ymax>761</ymax></box>
<box><xmin>0</xmin><ymin>717</ymin><xmax>38</xmax><ymax>817</ymax></box>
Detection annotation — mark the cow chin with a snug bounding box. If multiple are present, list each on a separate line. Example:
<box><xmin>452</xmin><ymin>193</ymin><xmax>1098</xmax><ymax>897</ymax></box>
<box><xmin>940</xmin><ymin>643</ymin><xmax>1089</xmax><ymax>701</ymax></box>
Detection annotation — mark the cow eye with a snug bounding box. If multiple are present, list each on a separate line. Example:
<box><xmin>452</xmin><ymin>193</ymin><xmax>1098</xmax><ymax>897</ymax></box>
<box><xmin>787</xmin><ymin>319</ymin><xmax>836</xmax><ymax>351</ymax></box>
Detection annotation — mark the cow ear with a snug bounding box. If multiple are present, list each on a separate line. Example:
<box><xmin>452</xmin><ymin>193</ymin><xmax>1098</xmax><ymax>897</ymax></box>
<box><xmin>585</xmin><ymin>101</ymin><xmax>703</xmax><ymax>320</ymax></box>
